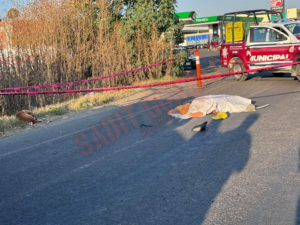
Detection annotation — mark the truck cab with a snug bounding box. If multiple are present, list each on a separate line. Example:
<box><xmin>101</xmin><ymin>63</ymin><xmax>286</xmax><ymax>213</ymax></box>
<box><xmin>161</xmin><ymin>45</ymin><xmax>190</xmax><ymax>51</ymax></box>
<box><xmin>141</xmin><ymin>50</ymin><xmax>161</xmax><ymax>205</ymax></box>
<box><xmin>220</xmin><ymin>9</ymin><xmax>300</xmax><ymax>81</ymax></box>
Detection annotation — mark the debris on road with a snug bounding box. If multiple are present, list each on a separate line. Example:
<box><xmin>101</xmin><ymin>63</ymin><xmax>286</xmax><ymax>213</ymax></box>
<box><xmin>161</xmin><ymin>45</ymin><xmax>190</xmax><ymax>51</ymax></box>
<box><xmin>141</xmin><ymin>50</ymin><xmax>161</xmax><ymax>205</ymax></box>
<box><xmin>256</xmin><ymin>104</ymin><xmax>270</xmax><ymax>110</ymax></box>
<box><xmin>192</xmin><ymin>121</ymin><xmax>207</xmax><ymax>132</ymax></box>
<box><xmin>140</xmin><ymin>124</ymin><xmax>153</xmax><ymax>128</ymax></box>
<box><xmin>212</xmin><ymin>112</ymin><xmax>228</xmax><ymax>120</ymax></box>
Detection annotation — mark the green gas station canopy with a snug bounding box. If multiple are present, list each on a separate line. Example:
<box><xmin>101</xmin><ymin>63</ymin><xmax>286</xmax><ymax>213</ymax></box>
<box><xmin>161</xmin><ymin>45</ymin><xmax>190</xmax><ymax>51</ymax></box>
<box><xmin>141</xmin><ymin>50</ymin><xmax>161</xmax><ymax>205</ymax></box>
<box><xmin>194</xmin><ymin>15</ymin><xmax>263</xmax><ymax>23</ymax></box>
<box><xmin>175</xmin><ymin>11</ymin><xmax>264</xmax><ymax>23</ymax></box>
<box><xmin>175</xmin><ymin>12</ymin><xmax>194</xmax><ymax>19</ymax></box>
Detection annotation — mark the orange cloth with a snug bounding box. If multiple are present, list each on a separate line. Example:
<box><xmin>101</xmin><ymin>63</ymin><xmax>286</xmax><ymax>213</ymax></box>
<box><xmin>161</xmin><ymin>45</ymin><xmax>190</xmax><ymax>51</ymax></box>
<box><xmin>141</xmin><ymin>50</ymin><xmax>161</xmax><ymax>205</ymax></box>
<box><xmin>168</xmin><ymin>103</ymin><xmax>190</xmax><ymax>115</ymax></box>
<box><xmin>168</xmin><ymin>103</ymin><xmax>204</xmax><ymax>117</ymax></box>
<box><xmin>189</xmin><ymin>111</ymin><xmax>204</xmax><ymax>117</ymax></box>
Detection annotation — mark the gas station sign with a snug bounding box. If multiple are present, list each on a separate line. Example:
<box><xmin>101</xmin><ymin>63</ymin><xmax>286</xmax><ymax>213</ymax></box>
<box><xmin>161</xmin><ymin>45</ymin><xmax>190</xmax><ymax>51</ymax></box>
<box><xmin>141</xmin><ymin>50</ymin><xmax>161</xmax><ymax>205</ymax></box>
<box><xmin>270</xmin><ymin>0</ymin><xmax>285</xmax><ymax>13</ymax></box>
<box><xmin>225</xmin><ymin>22</ymin><xmax>244</xmax><ymax>43</ymax></box>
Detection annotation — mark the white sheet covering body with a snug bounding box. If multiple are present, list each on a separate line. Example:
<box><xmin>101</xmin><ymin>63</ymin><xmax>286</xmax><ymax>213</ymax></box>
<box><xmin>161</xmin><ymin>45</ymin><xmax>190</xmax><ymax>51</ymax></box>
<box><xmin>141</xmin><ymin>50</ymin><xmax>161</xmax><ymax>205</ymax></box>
<box><xmin>169</xmin><ymin>95</ymin><xmax>252</xmax><ymax>119</ymax></box>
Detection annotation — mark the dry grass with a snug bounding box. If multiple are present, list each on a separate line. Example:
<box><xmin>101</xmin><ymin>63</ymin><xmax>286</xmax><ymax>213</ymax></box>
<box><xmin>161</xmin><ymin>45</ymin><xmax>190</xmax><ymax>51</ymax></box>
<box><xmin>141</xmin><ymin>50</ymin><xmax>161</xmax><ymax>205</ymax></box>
<box><xmin>0</xmin><ymin>115</ymin><xmax>27</xmax><ymax>135</ymax></box>
<box><xmin>0</xmin><ymin>0</ymin><xmax>181</xmax><ymax>116</ymax></box>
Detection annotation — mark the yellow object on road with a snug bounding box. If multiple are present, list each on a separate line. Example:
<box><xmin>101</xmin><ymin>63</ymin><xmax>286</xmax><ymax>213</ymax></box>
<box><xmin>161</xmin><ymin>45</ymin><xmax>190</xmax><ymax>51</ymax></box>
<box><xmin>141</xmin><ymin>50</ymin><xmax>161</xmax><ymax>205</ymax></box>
<box><xmin>212</xmin><ymin>112</ymin><xmax>228</xmax><ymax>120</ymax></box>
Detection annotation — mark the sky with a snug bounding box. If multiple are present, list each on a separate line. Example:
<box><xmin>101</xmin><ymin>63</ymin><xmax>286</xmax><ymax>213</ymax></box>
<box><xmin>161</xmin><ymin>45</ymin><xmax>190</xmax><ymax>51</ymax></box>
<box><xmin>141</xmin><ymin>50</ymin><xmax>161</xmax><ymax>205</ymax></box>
<box><xmin>0</xmin><ymin>0</ymin><xmax>14</xmax><ymax>17</ymax></box>
<box><xmin>176</xmin><ymin>0</ymin><xmax>300</xmax><ymax>17</ymax></box>
<box><xmin>0</xmin><ymin>0</ymin><xmax>299</xmax><ymax>18</ymax></box>
<box><xmin>0</xmin><ymin>0</ymin><xmax>31</xmax><ymax>18</ymax></box>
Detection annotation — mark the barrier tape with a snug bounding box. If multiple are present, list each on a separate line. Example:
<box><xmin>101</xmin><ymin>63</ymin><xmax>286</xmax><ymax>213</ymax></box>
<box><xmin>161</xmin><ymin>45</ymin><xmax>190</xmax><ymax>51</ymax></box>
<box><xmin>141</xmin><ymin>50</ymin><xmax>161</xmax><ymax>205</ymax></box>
<box><xmin>1</xmin><ymin>61</ymin><xmax>300</xmax><ymax>96</ymax></box>
<box><xmin>0</xmin><ymin>58</ymin><xmax>177</xmax><ymax>91</ymax></box>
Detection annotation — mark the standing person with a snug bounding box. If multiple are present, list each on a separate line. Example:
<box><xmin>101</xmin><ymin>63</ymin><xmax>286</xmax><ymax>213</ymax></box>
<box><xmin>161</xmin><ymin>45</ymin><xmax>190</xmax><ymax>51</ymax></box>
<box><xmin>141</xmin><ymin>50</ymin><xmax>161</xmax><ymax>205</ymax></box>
<box><xmin>207</xmin><ymin>41</ymin><xmax>210</xmax><ymax>51</ymax></box>
<box><xmin>214</xmin><ymin>40</ymin><xmax>218</xmax><ymax>48</ymax></box>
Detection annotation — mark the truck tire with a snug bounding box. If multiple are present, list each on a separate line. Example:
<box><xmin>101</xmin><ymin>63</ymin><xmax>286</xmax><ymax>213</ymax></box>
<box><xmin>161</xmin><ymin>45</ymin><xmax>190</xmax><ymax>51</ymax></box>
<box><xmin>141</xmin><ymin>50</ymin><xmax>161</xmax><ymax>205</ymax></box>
<box><xmin>296</xmin><ymin>64</ymin><xmax>300</xmax><ymax>81</ymax></box>
<box><xmin>229</xmin><ymin>58</ymin><xmax>248</xmax><ymax>81</ymax></box>
<box><xmin>293</xmin><ymin>55</ymin><xmax>300</xmax><ymax>81</ymax></box>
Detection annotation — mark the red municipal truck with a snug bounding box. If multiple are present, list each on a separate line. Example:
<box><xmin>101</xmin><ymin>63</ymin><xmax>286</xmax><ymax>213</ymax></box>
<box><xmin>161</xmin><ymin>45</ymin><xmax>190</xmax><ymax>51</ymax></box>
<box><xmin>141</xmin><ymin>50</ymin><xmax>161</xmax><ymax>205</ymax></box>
<box><xmin>220</xmin><ymin>9</ymin><xmax>300</xmax><ymax>81</ymax></box>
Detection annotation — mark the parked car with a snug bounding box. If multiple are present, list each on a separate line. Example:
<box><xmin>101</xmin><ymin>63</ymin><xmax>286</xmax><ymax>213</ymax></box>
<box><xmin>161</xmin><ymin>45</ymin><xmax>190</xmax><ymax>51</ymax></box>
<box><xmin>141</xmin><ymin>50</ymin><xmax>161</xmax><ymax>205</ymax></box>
<box><xmin>173</xmin><ymin>47</ymin><xmax>196</xmax><ymax>70</ymax></box>
<box><xmin>188</xmin><ymin>53</ymin><xmax>196</xmax><ymax>69</ymax></box>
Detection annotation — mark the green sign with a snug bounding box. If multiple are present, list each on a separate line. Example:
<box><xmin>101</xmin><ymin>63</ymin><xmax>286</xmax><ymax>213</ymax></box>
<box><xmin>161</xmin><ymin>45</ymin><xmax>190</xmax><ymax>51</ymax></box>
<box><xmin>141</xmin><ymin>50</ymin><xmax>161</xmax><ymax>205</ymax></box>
<box><xmin>271</xmin><ymin>15</ymin><xmax>281</xmax><ymax>20</ymax></box>
<box><xmin>194</xmin><ymin>16</ymin><xmax>218</xmax><ymax>23</ymax></box>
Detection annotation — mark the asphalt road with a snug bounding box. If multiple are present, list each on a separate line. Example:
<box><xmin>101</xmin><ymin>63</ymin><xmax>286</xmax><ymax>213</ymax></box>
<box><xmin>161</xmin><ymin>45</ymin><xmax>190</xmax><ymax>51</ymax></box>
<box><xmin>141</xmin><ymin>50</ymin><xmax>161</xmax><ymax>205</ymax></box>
<box><xmin>1</xmin><ymin>49</ymin><xmax>300</xmax><ymax>225</ymax></box>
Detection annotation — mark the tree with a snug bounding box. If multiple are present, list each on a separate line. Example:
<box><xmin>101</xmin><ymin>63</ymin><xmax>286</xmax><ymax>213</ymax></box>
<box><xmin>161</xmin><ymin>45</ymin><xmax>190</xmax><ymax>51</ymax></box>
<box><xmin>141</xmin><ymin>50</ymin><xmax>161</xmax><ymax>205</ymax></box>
<box><xmin>155</xmin><ymin>0</ymin><xmax>183</xmax><ymax>43</ymax></box>
<box><xmin>119</xmin><ymin>0</ymin><xmax>183</xmax><ymax>44</ymax></box>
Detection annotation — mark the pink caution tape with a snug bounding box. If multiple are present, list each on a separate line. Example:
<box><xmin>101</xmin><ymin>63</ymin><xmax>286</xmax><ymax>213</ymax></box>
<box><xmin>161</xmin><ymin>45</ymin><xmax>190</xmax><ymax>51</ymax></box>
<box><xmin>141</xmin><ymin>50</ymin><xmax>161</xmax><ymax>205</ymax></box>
<box><xmin>1</xmin><ymin>61</ymin><xmax>299</xmax><ymax>96</ymax></box>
